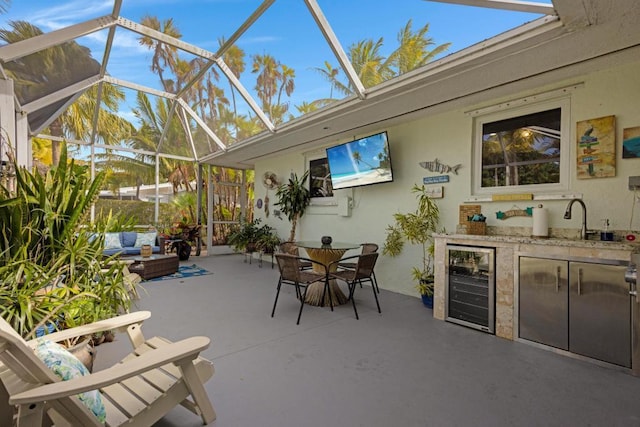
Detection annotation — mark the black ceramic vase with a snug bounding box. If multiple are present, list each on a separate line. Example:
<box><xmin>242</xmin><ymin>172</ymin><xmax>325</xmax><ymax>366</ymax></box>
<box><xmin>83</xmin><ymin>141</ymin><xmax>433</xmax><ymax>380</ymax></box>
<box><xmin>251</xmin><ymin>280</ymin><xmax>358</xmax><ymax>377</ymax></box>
<box><xmin>321</xmin><ymin>236</ymin><xmax>332</xmax><ymax>245</ymax></box>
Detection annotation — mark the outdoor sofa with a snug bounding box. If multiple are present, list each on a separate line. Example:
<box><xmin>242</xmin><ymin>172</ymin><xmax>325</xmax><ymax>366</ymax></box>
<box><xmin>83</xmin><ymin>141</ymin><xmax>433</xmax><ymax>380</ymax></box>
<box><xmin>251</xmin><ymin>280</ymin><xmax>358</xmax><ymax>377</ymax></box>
<box><xmin>103</xmin><ymin>231</ymin><xmax>165</xmax><ymax>257</ymax></box>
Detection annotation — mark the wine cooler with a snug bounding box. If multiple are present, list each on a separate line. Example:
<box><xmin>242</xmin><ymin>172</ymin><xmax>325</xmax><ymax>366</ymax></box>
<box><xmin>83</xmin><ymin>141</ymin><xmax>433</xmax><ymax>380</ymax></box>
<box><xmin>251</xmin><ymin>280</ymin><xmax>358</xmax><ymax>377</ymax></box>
<box><xmin>445</xmin><ymin>245</ymin><xmax>495</xmax><ymax>334</ymax></box>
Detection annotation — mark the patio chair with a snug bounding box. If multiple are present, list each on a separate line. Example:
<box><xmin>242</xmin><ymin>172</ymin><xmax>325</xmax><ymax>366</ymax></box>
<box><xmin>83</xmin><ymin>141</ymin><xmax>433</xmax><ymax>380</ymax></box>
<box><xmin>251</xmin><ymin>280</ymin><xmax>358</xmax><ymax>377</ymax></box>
<box><xmin>337</xmin><ymin>243</ymin><xmax>380</xmax><ymax>293</ymax></box>
<box><xmin>273</xmin><ymin>253</ymin><xmax>332</xmax><ymax>325</ymax></box>
<box><xmin>278</xmin><ymin>241</ymin><xmax>312</xmax><ymax>270</ymax></box>
<box><xmin>0</xmin><ymin>311</ymin><xmax>216</xmax><ymax>426</ymax></box>
<box><xmin>330</xmin><ymin>252</ymin><xmax>382</xmax><ymax>320</ymax></box>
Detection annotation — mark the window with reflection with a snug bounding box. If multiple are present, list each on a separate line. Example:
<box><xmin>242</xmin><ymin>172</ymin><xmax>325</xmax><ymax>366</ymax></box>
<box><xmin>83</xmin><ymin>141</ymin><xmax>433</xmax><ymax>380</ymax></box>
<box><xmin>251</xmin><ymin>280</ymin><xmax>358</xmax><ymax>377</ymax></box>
<box><xmin>473</xmin><ymin>98</ymin><xmax>569</xmax><ymax>195</ymax></box>
<box><xmin>309</xmin><ymin>157</ymin><xmax>333</xmax><ymax>198</ymax></box>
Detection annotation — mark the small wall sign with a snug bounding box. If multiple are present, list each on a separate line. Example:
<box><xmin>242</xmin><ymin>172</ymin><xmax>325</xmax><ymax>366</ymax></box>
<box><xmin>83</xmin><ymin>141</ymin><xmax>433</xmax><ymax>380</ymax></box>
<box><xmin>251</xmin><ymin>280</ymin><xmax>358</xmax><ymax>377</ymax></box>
<box><xmin>423</xmin><ymin>175</ymin><xmax>449</xmax><ymax>184</ymax></box>
<box><xmin>424</xmin><ymin>186</ymin><xmax>444</xmax><ymax>199</ymax></box>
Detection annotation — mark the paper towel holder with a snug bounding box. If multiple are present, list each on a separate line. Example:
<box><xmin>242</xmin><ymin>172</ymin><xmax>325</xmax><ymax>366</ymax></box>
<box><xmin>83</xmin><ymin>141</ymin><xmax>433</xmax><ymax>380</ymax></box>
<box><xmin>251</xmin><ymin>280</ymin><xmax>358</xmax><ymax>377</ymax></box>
<box><xmin>531</xmin><ymin>204</ymin><xmax>549</xmax><ymax>238</ymax></box>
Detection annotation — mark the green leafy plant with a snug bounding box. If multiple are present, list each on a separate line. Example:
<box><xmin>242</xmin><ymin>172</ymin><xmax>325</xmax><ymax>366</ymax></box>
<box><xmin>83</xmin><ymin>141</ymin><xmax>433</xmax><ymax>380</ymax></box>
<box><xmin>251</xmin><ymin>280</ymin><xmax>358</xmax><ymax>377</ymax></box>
<box><xmin>274</xmin><ymin>171</ymin><xmax>311</xmax><ymax>241</ymax></box>
<box><xmin>0</xmin><ymin>144</ymin><xmax>134</xmax><ymax>338</ymax></box>
<box><xmin>255</xmin><ymin>224</ymin><xmax>281</xmax><ymax>254</ymax></box>
<box><xmin>383</xmin><ymin>184</ymin><xmax>440</xmax><ymax>296</ymax></box>
<box><xmin>227</xmin><ymin>218</ymin><xmax>262</xmax><ymax>253</ymax></box>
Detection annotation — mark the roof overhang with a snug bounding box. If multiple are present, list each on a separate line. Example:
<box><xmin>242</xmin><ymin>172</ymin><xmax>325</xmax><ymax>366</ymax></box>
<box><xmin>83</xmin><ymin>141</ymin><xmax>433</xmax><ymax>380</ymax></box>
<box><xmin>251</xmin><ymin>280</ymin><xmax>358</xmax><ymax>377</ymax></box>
<box><xmin>201</xmin><ymin>0</ymin><xmax>640</xmax><ymax>169</ymax></box>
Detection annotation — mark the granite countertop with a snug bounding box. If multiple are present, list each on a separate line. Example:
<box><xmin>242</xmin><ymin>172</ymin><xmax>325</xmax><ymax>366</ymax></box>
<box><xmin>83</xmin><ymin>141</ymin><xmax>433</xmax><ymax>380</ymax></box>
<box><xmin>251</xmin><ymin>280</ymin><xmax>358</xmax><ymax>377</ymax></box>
<box><xmin>434</xmin><ymin>233</ymin><xmax>639</xmax><ymax>251</ymax></box>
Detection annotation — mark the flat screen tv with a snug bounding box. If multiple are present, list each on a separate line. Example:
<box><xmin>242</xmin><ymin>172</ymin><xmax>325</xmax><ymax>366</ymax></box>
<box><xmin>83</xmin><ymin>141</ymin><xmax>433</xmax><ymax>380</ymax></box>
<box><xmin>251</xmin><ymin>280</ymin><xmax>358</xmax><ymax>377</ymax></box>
<box><xmin>325</xmin><ymin>131</ymin><xmax>394</xmax><ymax>190</ymax></box>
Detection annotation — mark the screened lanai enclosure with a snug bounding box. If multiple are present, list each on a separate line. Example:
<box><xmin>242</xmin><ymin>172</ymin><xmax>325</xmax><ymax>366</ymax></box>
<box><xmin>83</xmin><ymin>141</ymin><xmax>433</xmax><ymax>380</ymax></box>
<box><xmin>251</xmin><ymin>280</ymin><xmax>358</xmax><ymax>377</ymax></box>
<box><xmin>0</xmin><ymin>0</ymin><xmax>561</xmax><ymax>247</ymax></box>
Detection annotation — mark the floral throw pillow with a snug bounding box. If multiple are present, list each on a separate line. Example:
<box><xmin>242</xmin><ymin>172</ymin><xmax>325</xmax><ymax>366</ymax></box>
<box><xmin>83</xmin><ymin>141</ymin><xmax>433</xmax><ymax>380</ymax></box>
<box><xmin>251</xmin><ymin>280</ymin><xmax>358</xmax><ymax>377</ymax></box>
<box><xmin>34</xmin><ymin>339</ymin><xmax>107</xmax><ymax>423</ymax></box>
<box><xmin>104</xmin><ymin>232</ymin><xmax>122</xmax><ymax>249</ymax></box>
<box><xmin>134</xmin><ymin>232</ymin><xmax>157</xmax><ymax>247</ymax></box>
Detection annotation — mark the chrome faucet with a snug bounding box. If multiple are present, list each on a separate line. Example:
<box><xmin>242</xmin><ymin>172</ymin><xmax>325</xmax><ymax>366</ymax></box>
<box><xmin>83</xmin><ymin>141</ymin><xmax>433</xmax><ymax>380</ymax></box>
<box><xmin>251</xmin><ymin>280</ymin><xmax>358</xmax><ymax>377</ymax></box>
<box><xmin>563</xmin><ymin>198</ymin><xmax>596</xmax><ymax>240</ymax></box>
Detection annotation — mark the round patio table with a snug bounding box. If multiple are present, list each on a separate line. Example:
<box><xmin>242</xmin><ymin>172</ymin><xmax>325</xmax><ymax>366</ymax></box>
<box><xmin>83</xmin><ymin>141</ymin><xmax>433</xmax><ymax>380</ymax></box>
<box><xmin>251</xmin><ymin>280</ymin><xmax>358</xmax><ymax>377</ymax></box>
<box><xmin>295</xmin><ymin>241</ymin><xmax>360</xmax><ymax>307</ymax></box>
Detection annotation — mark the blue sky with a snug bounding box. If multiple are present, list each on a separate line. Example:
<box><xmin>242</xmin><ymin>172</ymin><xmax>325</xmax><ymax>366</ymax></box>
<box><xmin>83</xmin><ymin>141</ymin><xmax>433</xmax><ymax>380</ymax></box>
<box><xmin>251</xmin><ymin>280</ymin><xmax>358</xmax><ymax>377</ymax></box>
<box><xmin>1</xmin><ymin>0</ymin><xmax>552</xmax><ymax>125</ymax></box>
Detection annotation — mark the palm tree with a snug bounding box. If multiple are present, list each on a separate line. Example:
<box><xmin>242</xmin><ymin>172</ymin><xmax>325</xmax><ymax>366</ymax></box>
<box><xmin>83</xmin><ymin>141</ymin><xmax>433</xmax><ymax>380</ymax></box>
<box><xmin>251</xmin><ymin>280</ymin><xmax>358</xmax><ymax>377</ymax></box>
<box><xmin>252</xmin><ymin>53</ymin><xmax>281</xmax><ymax>120</ymax></box>
<box><xmin>389</xmin><ymin>19</ymin><xmax>451</xmax><ymax>74</ymax></box>
<box><xmin>313</xmin><ymin>19</ymin><xmax>450</xmax><ymax>98</ymax></box>
<box><xmin>130</xmin><ymin>92</ymin><xmax>196</xmax><ymax>193</ymax></box>
<box><xmin>275</xmin><ymin>64</ymin><xmax>295</xmax><ymax>119</ymax></box>
<box><xmin>295</xmin><ymin>99</ymin><xmax>333</xmax><ymax>115</ymax></box>
<box><xmin>219</xmin><ymin>37</ymin><xmax>246</xmax><ymax>136</ymax></box>
<box><xmin>138</xmin><ymin>16</ymin><xmax>181</xmax><ymax>92</ymax></box>
<box><xmin>0</xmin><ymin>20</ymin><xmax>105</xmax><ymax>165</ymax></box>
<box><xmin>312</xmin><ymin>61</ymin><xmax>344</xmax><ymax>99</ymax></box>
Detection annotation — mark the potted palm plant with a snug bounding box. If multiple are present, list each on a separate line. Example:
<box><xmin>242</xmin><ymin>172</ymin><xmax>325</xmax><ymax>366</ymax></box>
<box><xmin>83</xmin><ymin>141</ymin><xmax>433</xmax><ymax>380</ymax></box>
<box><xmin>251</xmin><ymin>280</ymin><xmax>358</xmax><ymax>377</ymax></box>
<box><xmin>383</xmin><ymin>184</ymin><xmax>440</xmax><ymax>308</ymax></box>
<box><xmin>274</xmin><ymin>171</ymin><xmax>311</xmax><ymax>241</ymax></box>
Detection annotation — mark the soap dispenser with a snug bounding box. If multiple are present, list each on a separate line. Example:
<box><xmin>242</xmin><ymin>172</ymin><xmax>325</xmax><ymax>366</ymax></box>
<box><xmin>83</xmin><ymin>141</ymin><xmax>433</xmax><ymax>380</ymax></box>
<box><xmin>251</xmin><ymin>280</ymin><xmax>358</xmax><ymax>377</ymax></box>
<box><xmin>600</xmin><ymin>219</ymin><xmax>614</xmax><ymax>241</ymax></box>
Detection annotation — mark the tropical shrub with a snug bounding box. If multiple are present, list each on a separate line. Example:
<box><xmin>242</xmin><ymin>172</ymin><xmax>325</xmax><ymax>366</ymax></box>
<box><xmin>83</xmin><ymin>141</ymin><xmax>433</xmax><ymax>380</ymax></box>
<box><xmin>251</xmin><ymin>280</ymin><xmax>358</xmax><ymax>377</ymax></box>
<box><xmin>0</xmin><ymin>145</ymin><xmax>134</xmax><ymax>338</ymax></box>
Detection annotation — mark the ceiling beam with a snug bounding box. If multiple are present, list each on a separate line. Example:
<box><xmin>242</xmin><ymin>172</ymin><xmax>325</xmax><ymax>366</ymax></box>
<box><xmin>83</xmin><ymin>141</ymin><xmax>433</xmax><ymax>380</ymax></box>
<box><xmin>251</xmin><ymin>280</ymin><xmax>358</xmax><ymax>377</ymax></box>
<box><xmin>304</xmin><ymin>0</ymin><xmax>366</xmax><ymax>99</ymax></box>
<box><xmin>21</xmin><ymin>75</ymin><xmax>101</xmax><ymax>114</ymax></box>
<box><xmin>116</xmin><ymin>17</ymin><xmax>216</xmax><ymax>60</ymax></box>
<box><xmin>423</xmin><ymin>0</ymin><xmax>556</xmax><ymax>15</ymax></box>
<box><xmin>177</xmin><ymin>98</ymin><xmax>227</xmax><ymax>152</ymax></box>
<box><xmin>215</xmin><ymin>58</ymin><xmax>275</xmax><ymax>132</ymax></box>
<box><xmin>103</xmin><ymin>76</ymin><xmax>176</xmax><ymax>100</ymax></box>
<box><xmin>216</xmin><ymin>0</ymin><xmax>276</xmax><ymax>57</ymax></box>
<box><xmin>0</xmin><ymin>15</ymin><xmax>117</xmax><ymax>62</ymax></box>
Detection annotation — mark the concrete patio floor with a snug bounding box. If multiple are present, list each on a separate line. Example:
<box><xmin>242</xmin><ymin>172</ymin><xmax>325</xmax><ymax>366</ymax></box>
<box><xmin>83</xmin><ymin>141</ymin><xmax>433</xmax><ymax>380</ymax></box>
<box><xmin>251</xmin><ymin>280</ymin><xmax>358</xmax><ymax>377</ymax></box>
<box><xmin>94</xmin><ymin>253</ymin><xmax>640</xmax><ymax>427</ymax></box>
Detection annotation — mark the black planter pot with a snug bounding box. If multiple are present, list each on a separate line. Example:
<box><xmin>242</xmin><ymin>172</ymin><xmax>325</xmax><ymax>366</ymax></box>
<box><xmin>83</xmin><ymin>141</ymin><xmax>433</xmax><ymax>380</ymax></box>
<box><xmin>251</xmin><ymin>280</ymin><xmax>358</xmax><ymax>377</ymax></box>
<box><xmin>173</xmin><ymin>241</ymin><xmax>192</xmax><ymax>261</ymax></box>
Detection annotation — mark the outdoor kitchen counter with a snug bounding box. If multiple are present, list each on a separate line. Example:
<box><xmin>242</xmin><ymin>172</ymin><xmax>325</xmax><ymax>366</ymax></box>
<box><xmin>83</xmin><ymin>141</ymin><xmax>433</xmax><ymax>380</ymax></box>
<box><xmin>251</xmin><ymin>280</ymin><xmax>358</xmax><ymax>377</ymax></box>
<box><xmin>433</xmin><ymin>233</ymin><xmax>639</xmax><ymax>341</ymax></box>
<box><xmin>434</xmin><ymin>233</ymin><xmax>639</xmax><ymax>251</ymax></box>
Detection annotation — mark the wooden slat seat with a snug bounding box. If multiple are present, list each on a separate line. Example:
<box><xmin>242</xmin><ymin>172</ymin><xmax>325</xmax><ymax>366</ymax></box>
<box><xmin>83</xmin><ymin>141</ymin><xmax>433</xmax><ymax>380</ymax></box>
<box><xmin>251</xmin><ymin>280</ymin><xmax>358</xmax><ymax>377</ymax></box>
<box><xmin>0</xmin><ymin>311</ymin><xmax>216</xmax><ymax>426</ymax></box>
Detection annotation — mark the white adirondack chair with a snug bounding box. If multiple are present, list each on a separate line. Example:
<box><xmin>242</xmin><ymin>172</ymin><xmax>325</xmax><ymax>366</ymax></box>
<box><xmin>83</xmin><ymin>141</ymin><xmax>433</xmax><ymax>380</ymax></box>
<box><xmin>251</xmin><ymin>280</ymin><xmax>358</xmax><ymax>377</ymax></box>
<box><xmin>0</xmin><ymin>311</ymin><xmax>216</xmax><ymax>426</ymax></box>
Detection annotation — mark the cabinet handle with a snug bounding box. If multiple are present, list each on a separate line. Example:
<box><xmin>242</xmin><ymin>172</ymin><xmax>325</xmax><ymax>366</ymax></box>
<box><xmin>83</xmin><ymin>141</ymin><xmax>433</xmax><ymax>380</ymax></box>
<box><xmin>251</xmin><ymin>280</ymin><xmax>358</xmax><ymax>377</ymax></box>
<box><xmin>577</xmin><ymin>268</ymin><xmax>582</xmax><ymax>295</ymax></box>
<box><xmin>555</xmin><ymin>266</ymin><xmax>560</xmax><ymax>292</ymax></box>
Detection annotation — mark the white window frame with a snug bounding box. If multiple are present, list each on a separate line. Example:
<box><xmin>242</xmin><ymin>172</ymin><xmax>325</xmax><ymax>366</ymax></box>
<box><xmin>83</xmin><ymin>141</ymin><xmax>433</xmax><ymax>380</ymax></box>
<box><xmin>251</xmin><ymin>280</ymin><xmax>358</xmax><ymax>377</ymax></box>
<box><xmin>472</xmin><ymin>97</ymin><xmax>571</xmax><ymax>196</ymax></box>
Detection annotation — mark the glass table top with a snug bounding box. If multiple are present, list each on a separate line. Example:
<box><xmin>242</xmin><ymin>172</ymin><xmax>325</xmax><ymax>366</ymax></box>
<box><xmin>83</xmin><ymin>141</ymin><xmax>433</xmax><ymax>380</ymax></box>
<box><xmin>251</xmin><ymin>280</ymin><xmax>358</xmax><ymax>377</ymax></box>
<box><xmin>295</xmin><ymin>241</ymin><xmax>360</xmax><ymax>250</ymax></box>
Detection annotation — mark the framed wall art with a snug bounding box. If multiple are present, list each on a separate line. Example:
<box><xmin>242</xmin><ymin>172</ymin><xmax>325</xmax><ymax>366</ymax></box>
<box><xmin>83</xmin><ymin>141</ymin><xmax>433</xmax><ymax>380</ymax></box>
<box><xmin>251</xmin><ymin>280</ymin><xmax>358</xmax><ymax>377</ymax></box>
<box><xmin>576</xmin><ymin>115</ymin><xmax>616</xmax><ymax>179</ymax></box>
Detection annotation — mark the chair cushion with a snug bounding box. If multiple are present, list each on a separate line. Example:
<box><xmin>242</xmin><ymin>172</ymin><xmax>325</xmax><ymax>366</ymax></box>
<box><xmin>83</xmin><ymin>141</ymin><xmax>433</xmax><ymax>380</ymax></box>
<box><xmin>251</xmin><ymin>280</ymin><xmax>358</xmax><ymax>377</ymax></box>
<box><xmin>134</xmin><ymin>232</ymin><xmax>157</xmax><ymax>247</ymax></box>
<box><xmin>121</xmin><ymin>231</ymin><xmax>138</xmax><ymax>247</ymax></box>
<box><xmin>104</xmin><ymin>232</ymin><xmax>122</xmax><ymax>249</ymax></box>
<box><xmin>33</xmin><ymin>339</ymin><xmax>107</xmax><ymax>423</ymax></box>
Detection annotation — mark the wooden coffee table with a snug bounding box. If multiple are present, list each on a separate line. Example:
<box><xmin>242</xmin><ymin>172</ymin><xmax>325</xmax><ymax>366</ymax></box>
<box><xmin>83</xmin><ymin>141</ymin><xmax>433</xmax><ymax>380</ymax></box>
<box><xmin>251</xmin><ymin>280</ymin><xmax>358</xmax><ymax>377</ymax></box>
<box><xmin>127</xmin><ymin>254</ymin><xmax>179</xmax><ymax>280</ymax></box>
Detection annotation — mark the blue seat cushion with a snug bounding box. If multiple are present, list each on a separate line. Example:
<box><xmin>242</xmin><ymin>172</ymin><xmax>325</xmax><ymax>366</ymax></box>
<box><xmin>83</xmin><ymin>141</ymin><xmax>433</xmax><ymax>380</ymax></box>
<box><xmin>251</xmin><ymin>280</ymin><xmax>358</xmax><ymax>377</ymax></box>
<box><xmin>121</xmin><ymin>246</ymin><xmax>161</xmax><ymax>255</ymax></box>
<box><xmin>121</xmin><ymin>231</ymin><xmax>138</xmax><ymax>248</ymax></box>
<box><xmin>103</xmin><ymin>248</ymin><xmax>124</xmax><ymax>256</ymax></box>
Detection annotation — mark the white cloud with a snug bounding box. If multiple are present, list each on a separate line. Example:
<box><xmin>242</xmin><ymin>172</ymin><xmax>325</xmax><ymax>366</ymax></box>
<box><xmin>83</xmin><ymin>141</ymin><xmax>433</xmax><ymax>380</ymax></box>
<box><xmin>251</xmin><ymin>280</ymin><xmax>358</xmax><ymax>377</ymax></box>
<box><xmin>29</xmin><ymin>0</ymin><xmax>113</xmax><ymax>32</ymax></box>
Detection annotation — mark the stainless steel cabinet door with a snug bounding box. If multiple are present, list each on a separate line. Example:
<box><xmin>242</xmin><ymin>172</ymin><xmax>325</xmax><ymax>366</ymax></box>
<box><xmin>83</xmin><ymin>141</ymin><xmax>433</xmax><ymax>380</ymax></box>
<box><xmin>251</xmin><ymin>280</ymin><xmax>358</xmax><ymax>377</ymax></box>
<box><xmin>569</xmin><ymin>262</ymin><xmax>631</xmax><ymax>368</ymax></box>
<box><xmin>519</xmin><ymin>257</ymin><xmax>568</xmax><ymax>350</ymax></box>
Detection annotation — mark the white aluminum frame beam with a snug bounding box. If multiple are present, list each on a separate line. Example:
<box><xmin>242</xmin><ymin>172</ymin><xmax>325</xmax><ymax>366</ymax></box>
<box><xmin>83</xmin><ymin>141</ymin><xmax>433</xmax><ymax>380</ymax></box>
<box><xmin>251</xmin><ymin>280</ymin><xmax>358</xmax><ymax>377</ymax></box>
<box><xmin>21</xmin><ymin>75</ymin><xmax>101</xmax><ymax>114</ymax></box>
<box><xmin>217</xmin><ymin>0</ymin><xmax>276</xmax><ymax>57</ymax></box>
<box><xmin>304</xmin><ymin>0</ymin><xmax>366</xmax><ymax>99</ymax></box>
<box><xmin>177</xmin><ymin>98</ymin><xmax>227</xmax><ymax>151</ymax></box>
<box><xmin>423</xmin><ymin>0</ymin><xmax>556</xmax><ymax>15</ymax></box>
<box><xmin>104</xmin><ymin>76</ymin><xmax>176</xmax><ymax>100</ymax></box>
<box><xmin>178</xmin><ymin>0</ymin><xmax>276</xmax><ymax>99</ymax></box>
<box><xmin>37</xmin><ymin>133</ymin><xmax>195</xmax><ymax>161</ymax></box>
<box><xmin>179</xmin><ymin>106</ymin><xmax>199</xmax><ymax>160</ymax></box>
<box><xmin>116</xmin><ymin>17</ymin><xmax>216</xmax><ymax>61</ymax></box>
<box><xmin>215</xmin><ymin>58</ymin><xmax>275</xmax><ymax>132</ymax></box>
<box><xmin>117</xmin><ymin>15</ymin><xmax>274</xmax><ymax>135</ymax></box>
<box><xmin>0</xmin><ymin>15</ymin><xmax>117</xmax><ymax>61</ymax></box>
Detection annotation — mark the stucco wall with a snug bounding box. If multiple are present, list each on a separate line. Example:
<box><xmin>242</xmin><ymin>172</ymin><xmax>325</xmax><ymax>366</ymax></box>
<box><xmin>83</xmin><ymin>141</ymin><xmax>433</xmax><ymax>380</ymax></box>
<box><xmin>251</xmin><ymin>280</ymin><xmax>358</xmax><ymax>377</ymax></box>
<box><xmin>255</xmin><ymin>60</ymin><xmax>640</xmax><ymax>297</ymax></box>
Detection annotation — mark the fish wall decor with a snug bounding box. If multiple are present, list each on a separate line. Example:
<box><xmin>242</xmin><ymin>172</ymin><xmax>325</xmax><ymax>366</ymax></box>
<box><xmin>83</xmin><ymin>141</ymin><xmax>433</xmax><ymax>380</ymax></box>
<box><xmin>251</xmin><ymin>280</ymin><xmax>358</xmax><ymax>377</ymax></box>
<box><xmin>419</xmin><ymin>158</ymin><xmax>462</xmax><ymax>175</ymax></box>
